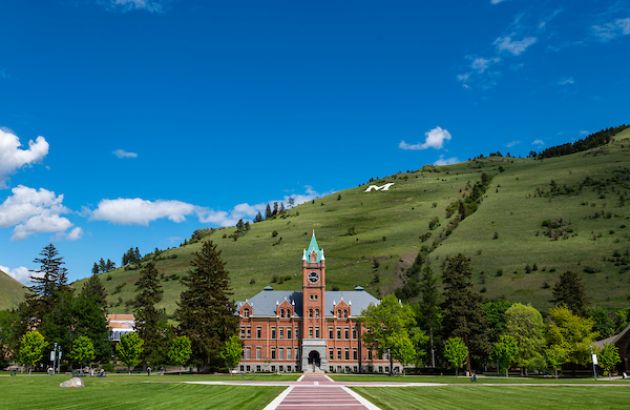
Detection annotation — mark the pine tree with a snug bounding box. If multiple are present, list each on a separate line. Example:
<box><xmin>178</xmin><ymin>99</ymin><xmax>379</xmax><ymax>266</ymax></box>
<box><xmin>105</xmin><ymin>259</ymin><xmax>116</xmax><ymax>272</ymax></box>
<box><xmin>133</xmin><ymin>262</ymin><xmax>167</xmax><ymax>366</ymax></box>
<box><xmin>272</xmin><ymin>202</ymin><xmax>279</xmax><ymax>216</ymax></box>
<box><xmin>254</xmin><ymin>211</ymin><xmax>263</xmax><ymax>223</ymax></box>
<box><xmin>279</xmin><ymin>203</ymin><xmax>285</xmax><ymax>214</ymax></box>
<box><xmin>92</xmin><ymin>262</ymin><xmax>100</xmax><ymax>275</ymax></box>
<box><xmin>551</xmin><ymin>271</ymin><xmax>588</xmax><ymax>316</ymax></box>
<box><xmin>265</xmin><ymin>203</ymin><xmax>272</xmax><ymax>219</ymax></box>
<box><xmin>440</xmin><ymin>254</ymin><xmax>489</xmax><ymax>371</ymax></box>
<box><xmin>98</xmin><ymin>258</ymin><xmax>107</xmax><ymax>273</ymax></box>
<box><xmin>73</xmin><ymin>274</ymin><xmax>111</xmax><ymax>363</ymax></box>
<box><xmin>175</xmin><ymin>240</ymin><xmax>238</xmax><ymax>371</ymax></box>
<box><xmin>418</xmin><ymin>265</ymin><xmax>440</xmax><ymax>367</ymax></box>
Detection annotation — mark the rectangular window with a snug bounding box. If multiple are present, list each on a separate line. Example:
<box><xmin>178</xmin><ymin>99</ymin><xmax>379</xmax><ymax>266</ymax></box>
<box><xmin>246</xmin><ymin>348</ymin><xmax>251</xmax><ymax>360</ymax></box>
<box><xmin>279</xmin><ymin>328</ymin><xmax>284</xmax><ymax>339</ymax></box>
<box><xmin>271</xmin><ymin>327</ymin><xmax>276</xmax><ymax>339</ymax></box>
<box><xmin>315</xmin><ymin>327</ymin><xmax>320</xmax><ymax>338</ymax></box>
<box><xmin>287</xmin><ymin>348</ymin><xmax>292</xmax><ymax>360</ymax></box>
<box><xmin>345</xmin><ymin>349</ymin><xmax>350</xmax><ymax>360</ymax></box>
<box><xmin>352</xmin><ymin>327</ymin><xmax>357</xmax><ymax>339</ymax></box>
<box><xmin>247</xmin><ymin>327</ymin><xmax>251</xmax><ymax>338</ymax></box>
<box><xmin>337</xmin><ymin>328</ymin><xmax>341</xmax><ymax>339</ymax></box>
<box><xmin>256</xmin><ymin>347</ymin><xmax>261</xmax><ymax>360</ymax></box>
<box><xmin>337</xmin><ymin>349</ymin><xmax>342</xmax><ymax>360</ymax></box>
<box><xmin>287</xmin><ymin>329</ymin><xmax>292</xmax><ymax>339</ymax></box>
<box><xmin>329</xmin><ymin>349</ymin><xmax>334</xmax><ymax>360</ymax></box>
<box><xmin>240</xmin><ymin>327</ymin><xmax>245</xmax><ymax>338</ymax></box>
<box><xmin>344</xmin><ymin>328</ymin><xmax>349</xmax><ymax>339</ymax></box>
<box><xmin>279</xmin><ymin>349</ymin><xmax>284</xmax><ymax>360</ymax></box>
<box><xmin>257</xmin><ymin>327</ymin><xmax>262</xmax><ymax>339</ymax></box>
<box><xmin>328</xmin><ymin>327</ymin><xmax>334</xmax><ymax>339</ymax></box>
<box><xmin>368</xmin><ymin>350</ymin><xmax>373</xmax><ymax>360</ymax></box>
<box><xmin>295</xmin><ymin>328</ymin><xmax>300</xmax><ymax>339</ymax></box>
<box><xmin>309</xmin><ymin>327</ymin><xmax>313</xmax><ymax>337</ymax></box>
<box><xmin>271</xmin><ymin>349</ymin><xmax>276</xmax><ymax>360</ymax></box>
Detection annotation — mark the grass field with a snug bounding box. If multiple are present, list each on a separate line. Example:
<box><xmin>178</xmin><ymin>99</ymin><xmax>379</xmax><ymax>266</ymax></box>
<box><xmin>0</xmin><ymin>374</ymin><xmax>285</xmax><ymax>409</ymax></box>
<box><xmin>331</xmin><ymin>374</ymin><xmax>630</xmax><ymax>384</ymax></box>
<box><xmin>66</xmin><ymin>128</ymin><xmax>630</xmax><ymax>314</ymax></box>
<box><xmin>352</xmin><ymin>386</ymin><xmax>630</xmax><ymax>409</ymax></box>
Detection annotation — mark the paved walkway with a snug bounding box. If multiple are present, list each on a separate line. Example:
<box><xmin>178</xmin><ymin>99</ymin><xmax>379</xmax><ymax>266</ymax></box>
<box><xmin>265</xmin><ymin>373</ymin><xmax>378</xmax><ymax>410</ymax></box>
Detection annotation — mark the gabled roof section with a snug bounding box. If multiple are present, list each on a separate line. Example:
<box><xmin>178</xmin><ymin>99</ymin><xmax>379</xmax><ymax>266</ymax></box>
<box><xmin>303</xmin><ymin>230</ymin><xmax>325</xmax><ymax>263</ymax></box>
<box><xmin>237</xmin><ymin>291</ymin><xmax>304</xmax><ymax>317</ymax></box>
<box><xmin>325</xmin><ymin>290</ymin><xmax>379</xmax><ymax>317</ymax></box>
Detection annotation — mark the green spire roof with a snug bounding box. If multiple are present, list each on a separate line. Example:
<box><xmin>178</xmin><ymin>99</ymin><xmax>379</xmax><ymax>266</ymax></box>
<box><xmin>303</xmin><ymin>230</ymin><xmax>325</xmax><ymax>263</ymax></box>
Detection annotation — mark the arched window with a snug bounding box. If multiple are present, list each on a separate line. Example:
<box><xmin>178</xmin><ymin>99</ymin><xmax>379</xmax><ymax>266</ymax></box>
<box><xmin>343</xmin><ymin>310</ymin><xmax>348</xmax><ymax>318</ymax></box>
<box><xmin>280</xmin><ymin>309</ymin><xmax>285</xmax><ymax>318</ymax></box>
<box><xmin>337</xmin><ymin>310</ymin><xmax>342</xmax><ymax>319</ymax></box>
<box><xmin>243</xmin><ymin>308</ymin><xmax>250</xmax><ymax>318</ymax></box>
<box><xmin>315</xmin><ymin>308</ymin><xmax>320</xmax><ymax>318</ymax></box>
<box><xmin>309</xmin><ymin>308</ymin><xmax>313</xmax><ymax>318</ymax></box>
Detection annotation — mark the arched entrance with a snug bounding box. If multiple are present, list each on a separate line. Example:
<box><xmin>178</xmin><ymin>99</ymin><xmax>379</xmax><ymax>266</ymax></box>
<box><xmin>307</xmin><ymin>350</ymin><xmax>321</xmax><ymax>367</ymax></box>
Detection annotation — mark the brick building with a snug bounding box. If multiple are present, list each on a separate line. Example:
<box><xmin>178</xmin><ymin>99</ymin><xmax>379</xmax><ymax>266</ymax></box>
<box><xmin>236</xmin><ymin>232</ymin><xmax>400</xmax><ymax>373</ymax></box>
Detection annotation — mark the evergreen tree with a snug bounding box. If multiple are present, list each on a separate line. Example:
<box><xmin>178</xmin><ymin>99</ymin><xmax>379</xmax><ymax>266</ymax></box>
<box><xmin>27</xmin><ymin>244</ymin><xmax>69</xmax><ymax>312</ymax></box>
<box><xmin>265</xmin><ymin>203</ymin><xmax>272</xmax><ymax>219</ymax></box>
<box><xmin>175</xmin><ymin>240</ymin><xmax>238</xmax><ymax>371</ymax></box>
<box><xmin>551</xmin><ymin>271</ymin><xmax>588</xmax><ymax>316</ymax></box>
<box><xmin>105</xmin><ymin>259</ymin><xmax>116</xmax><ymax>272</ymax></box>
<box><xmin>440</xmin><ymin>254</ymin><xmax>489</xmax><ymax>371</ymax></box>
<box><xmin>73</xmin><ymin>274</ymin><xmax>111</xmax><ymax>362</ymax></box>
<box><xmin>279</xmin><ymin>203</ymin><xmax>285</xmax><ymax>214</ymax></box>
<box><xmin>91</xmin><ymin>263</ymin><xmax>100</xmax><ymax>275</ymax></box>
<box><xmin>98</xmin><ymin>258</ymin><xmax>107</xmax><ymax>273</ymax></box>
<box><xmin>133</xmin><ymin>262</ymin><xmax>167</xmax><ymax>366</ymax></box>
<box><xmin>272</xmin><ymin>202</ymin><xmax>279</xmax><ymax>216</ymax></box>
<box><xmin>254</xmin><ymin>211</ymin><xmax>263</xmax><ymax>223</ymax></box>
<box><xmin>418</xmin><ymin>265</ymin><xmax>441</xmax><ymax>368</ymax></box>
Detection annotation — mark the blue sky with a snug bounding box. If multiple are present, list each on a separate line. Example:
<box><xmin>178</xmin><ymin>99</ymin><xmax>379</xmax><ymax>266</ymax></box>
<box><xmin>1</xmin><ymin>0</ymin><xmax>628</xmax><ymax>283</ymax></box>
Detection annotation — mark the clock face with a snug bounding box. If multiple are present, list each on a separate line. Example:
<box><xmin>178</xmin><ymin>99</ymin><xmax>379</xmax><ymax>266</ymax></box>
<box><xmin>308</xmin><ymin>271</ymin><xmax>319</xmax><ymax>283</ymax></box>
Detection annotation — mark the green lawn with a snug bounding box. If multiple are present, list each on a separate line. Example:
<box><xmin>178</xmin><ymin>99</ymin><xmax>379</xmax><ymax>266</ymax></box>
<box><xmin>352</xmin><ymin>386</ymin><xmax>630</xmax><ymax>409</ymax></box>
<box><xmin>0</xmin><ymin>374</ymin><xmax>285</xmax><ymax>409</ymax></box>
<box><xmin>332</xmin><ymin>374</ymin><xmax>630</xmax><ymax>384</ymax></box>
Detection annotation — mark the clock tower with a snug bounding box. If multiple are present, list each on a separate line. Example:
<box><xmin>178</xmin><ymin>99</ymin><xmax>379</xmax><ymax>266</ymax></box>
<box><xmin>301</xmin><ymin>231</ymin><xmax>327</xmax><ymax>369</ymax></box>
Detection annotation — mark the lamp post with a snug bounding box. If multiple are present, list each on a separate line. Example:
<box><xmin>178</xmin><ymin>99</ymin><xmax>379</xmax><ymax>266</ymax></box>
<box><xmin>590</xmin><ymin>346</ymin><xmax>598</xmax><ymax>380</ymax></box>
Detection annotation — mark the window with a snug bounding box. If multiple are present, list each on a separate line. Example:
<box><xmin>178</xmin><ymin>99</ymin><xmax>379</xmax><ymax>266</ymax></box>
<box><xmin>295</xmin><ymin>328</ymin><xmax>300</xmax><ymax>339</ymax></box>
<box><xmin>309</xmin><ymin>327</ymin><xmax>313</xmax><ymax>337</ymax></box>
<box><xmin>337</xmin><ymin>349</ymin><xmax>342</xmax><ymax>360</ymax></box>
<box><xmin>245</xmin><ymin>348</ymin><xmax>251</xmax><ymax>359</ymax></box>
<box><xmin>256</xmin><ymin>365</ymin><xmax>261</xmax><ymax>372</ymax></box>
<box><xmin>280</xmin><ymin>309</ymin><xmax>285</xmax><ymax>318</ymax></box>
<box><xmin>257</xmin><ymin>327</ymin><xmax>262</xmax><ymax>339</ymax></box>
<box><xmin>315</xmin><ymin>327</ymin><xmax>320</xmax><ymax>338</ymax></box>
<box><xmin>368</xmin><ymin>350</ymin><xmax>373</xmax><ymax>360</ymax></box>
<box><xmin>279</xmin><ymin>349</ymin><xmax>284</xmax><ymax>360</ymax></box>
<box><xmin>352</xmin><ymin>327</ymin><xmax>357</xmax><ymax>339</ymax></box>
<box><xmin>344</xmin><ymin>328</ymin><xmax>349</xmax><ymax>339</ymax></box>
<box><xmin>271</xmin><ymin>349</ymin><xmax>276</xmax><ymax>360</ymax></box>
<box><xmin>315</xmin><ymin>308</ymin><xmax>320</xmax><ymax>318</ymax></box>
<box><xmin>287</xmin><ymin>328</ymin><xmax>292</xmax><ymax>339</ymax></box>
<box><xmin>310</xmin><ymin>294</ymin><xmax>318</xmax><ymax>301</ymax></box>
<box><xmin>243</xmin><ymin>308</ymin><xmax>250</xmax><ymax>318</ymax></box>
<box><xmin>271</xmin><ymin>327</ymin><xmax>276</xmax><ymax>339</ymax></box>
<box><xmin>344</xmin><ymin>310</ymin><xmax>348</xmax><ymax>318</ymax></box>
<box><xmin>287</xmin><ymin>348</ymin><xmax>292</xmax><ymax>360</ymax></box>
<box><xmin>240</xmin><ymin>327</ymin><xmax>245</xmax><ymax>338</ymax></box>
<box><xmin>353</xmin><ymin>349</ymin><xmax>358</xmax><ymax>360</ymax></box>
<box><xmin>309</xmin><ymin>309</ymin><xmax>313</xmax><ymax>318</ymax></box>
<box><xmin>329</xmin><ymin>327</ymin><xmax>334</xmax><ymax>339</ymax></box>
<box><xmin>337</xmin><ymin>328</ymin><xmax>341</xmax><ymax>339</ymax></box>
<box><xmin>247</xmin><ymin>327</ymin><xmax>251</xmax><ymax>338</ymax></box>
<box><xmin>329</xmin><ymin>349</ymin><xmax>334</xmax><ymax>360</ymax></box>
<box><xmin>256</xmin><ymin>347</ymin><xmax>261</xmax><ymax>360</ymax></box>
<box><xmin>337</xmin><ymin>310</ymin><xmax>342</xmax><ymax>319</ymax></box>
<box><xmin>279</xmin><ymin>328</ymin><xmax>284</xmax><ymax>339</ymax></box>
<box><xmin>345</xmin><ymin>349</ymin><xmax>350</xmax><ymax>360</ymax></box>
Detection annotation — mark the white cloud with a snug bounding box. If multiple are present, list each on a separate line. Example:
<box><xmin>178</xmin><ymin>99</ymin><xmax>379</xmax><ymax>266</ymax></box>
<box><xmin>532</xmin><ymin>139</ymin><xmax>545</xmax><ymax>146</ymax></box>
<box><xmin>0</xmin><ymin>129</ymin><xmax>49</xmax><ymax>187</ymax></box>
<box><xmin>433</xmin><ymin>155</ymin><xmax>459</xmax><ymax>166</ymax></box>
<box><xmin>557</xmin><ymin>77</ymin><xmax>575</xmax><ymax>86</ymax></box>
<box><xmin>67</xmin><ymin>227</ymin><xmax>83</xmax><ymax>241</ymax></box>
<box><xmin>105</xmin><ymin>0</ymin><xmax>165</xmax><ymax>13</ymax></box>
<box><xmin>0</xmin><ymin>185</ymin><xmax>79</xmax><ymax>240</ymax></box>
<box><xmin>494</xmin><ymin>35</ymin><xmax>538</xmax><ymax>55</ymax></box>
<box><xmin>92</xmin><ymin>198</ymin><xmax>197</xmax><ymax>225</ymax></box>
<box><xmin>0</xmin><ymin>265</ymin><xmax>35</xmax><ymax>285</ymax></box>
<box><xmin>399</xmin><ymin>127</ymin><xmax>452</xmax><ymax>151</ymax></box>
<box><xmin>506</xmin><ymin>140</ymin><xmax>520</xmax><ymax>148</ymax></box>
<box><xmin>457</xmin><ymin>56</ymin><xmax>500</xmax><ymax>89</ymax></box>
<box><xmin>592</xmin><ymin>18</ymin><xmax>630</xmax><ymax>42</ymax></box>
<box><xmin>490</xmin><ymin>0</ymin><xmax>507</xmax><ymax>4</ymax></box>
<box><xmin>113</xmin><ymin>149</ymin><xmax>138</xmax><ymax>159</ymax></box>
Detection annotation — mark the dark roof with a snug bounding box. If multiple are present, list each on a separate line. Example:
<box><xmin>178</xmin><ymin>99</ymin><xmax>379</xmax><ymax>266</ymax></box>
<box><xmin>236</xmin><ymin>288</ymin><xmax>379</xmax><ymax>318</ymax></box>
<box><xmin>594</xmin><ymin>324</ymin><xmax>630</xmax><ymax>349</ymax></box>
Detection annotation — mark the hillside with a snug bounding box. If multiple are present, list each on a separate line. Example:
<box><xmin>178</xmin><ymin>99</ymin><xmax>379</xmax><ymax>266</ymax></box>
<box><xmin>0</xmin><ymin>269</ymin><xmax>26</xmax><ymax>310</ymax></box>
<box><xmin>80</xmin><ymin>128</ymin><xmax>630</xmax><ymax>314</ymax></box>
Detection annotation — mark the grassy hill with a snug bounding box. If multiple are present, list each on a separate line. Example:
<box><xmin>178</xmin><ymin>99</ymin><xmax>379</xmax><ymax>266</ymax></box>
<box><xmin>80</xmin><ymin>128</ymin><xmax>630</xmax><ymax>314</ymax></box>
<box><xmin>0</xmin><ymin>269</ymin><xmax>26</xmax><ymax>310</ymax></box>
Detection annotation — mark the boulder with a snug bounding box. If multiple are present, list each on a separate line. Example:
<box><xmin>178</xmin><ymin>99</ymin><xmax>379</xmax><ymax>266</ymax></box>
<box><xmin>59</xmin><ymin>377</ymin><xmax>84</xmax><ymax>388</ymax></box>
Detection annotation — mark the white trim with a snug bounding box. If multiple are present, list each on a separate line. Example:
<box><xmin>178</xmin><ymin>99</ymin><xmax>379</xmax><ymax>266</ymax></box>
<box><xmin>263</xmin><ymin>385</ymin><xmax>294</xmax><ymax>410</ymax></box>
<box><xmin>341</xmin><ymin>386</ymin><xmax>381</xmax><ymax>410</ymax></box>
<box><xmin>297</xmin><ymin>374</ymin><xmax>305</xmax><ymax>382</ymax></box>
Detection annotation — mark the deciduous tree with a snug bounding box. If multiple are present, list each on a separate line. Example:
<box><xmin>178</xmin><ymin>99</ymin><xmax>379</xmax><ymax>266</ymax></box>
<box><xmin>220</xmin><ymin>335</ymin><xmax>242</xmax><ymax>374</ymax></box>
<box><xmin>19</xmin><ymin>331</ymin><xmax>47</xmax><ymax>374</ymax></box>
<box><xmin>116</xmin><ymin>332</ymin><xmax>144</xmax><ymax>373</ymax></box>
<box><xmin>491</xmin><ymin>334</ymin><xmax>518</xmax><ymax>377</ymax></box>
<box><xmin>443</xmin><ymin>337</ymin><xmax>468</xmax><ymax>376</ymax></box>
<box><xmin>505</xmin><ymin>303</ymin><xmax>545</xmax><ymax>374</ymax></box>
<box><xmin>70</xmin><ymin>336</ymin><xmax>95</xmax><ymax>369</ymax></box>
<box><xmin>598</xmin><ymin>344</ymin><xmax>621</xmax><ymax>377</ymax></box>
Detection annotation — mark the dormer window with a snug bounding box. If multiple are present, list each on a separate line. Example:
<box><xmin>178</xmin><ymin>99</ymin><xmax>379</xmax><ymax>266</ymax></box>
<box><xmin>243</xmin><ymin>308</ymin><xmax>250</xmax><ymax>318</ymax></box>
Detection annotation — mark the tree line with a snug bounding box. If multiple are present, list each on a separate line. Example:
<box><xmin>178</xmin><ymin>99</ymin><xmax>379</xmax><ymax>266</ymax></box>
<box><xmin>364</xmin><ymin>253</ymin><xmax>625</xmax><ymax>376</ymax></box>
<box><xmin>0</xmin><ymin>241</ymin><xmax>240</xmax><ymax>373</ymax></box>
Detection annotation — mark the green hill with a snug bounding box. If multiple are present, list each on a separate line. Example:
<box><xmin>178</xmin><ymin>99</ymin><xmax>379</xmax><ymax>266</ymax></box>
<box><xmin>0</xmin><ymin>269</ymin><xmax>26</xmax><ymax>310</ymax></box>
<box><xmin>80</xmin><ymin>127</ymin><xmax>630</xmax><ymax>314</ymax></box>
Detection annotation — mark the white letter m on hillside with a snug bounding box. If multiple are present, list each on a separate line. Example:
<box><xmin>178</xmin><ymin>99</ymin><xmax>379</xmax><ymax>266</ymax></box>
<box><xmin>364</xmin><ymin>183</ymin><xmax>395</xmax><ymax>192</ymax></box>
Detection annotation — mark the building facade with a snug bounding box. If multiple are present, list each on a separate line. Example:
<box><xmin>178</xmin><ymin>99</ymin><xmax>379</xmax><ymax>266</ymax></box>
<box><xmin>236</xmin><ymin>233</ymin><xmax>400</xmax><ymax>373</ymax></box>
<box><xmin>107</xmin><ymin>314</ymin><xmax>135</xmax><ymax>342</ymax></box>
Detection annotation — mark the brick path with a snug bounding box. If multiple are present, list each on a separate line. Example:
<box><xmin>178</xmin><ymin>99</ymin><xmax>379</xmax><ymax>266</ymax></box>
<box><xmin>268</xmin><ymin>373</ymin><xmax>377</xmax><ymax>410</ymax></box>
